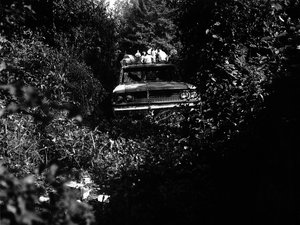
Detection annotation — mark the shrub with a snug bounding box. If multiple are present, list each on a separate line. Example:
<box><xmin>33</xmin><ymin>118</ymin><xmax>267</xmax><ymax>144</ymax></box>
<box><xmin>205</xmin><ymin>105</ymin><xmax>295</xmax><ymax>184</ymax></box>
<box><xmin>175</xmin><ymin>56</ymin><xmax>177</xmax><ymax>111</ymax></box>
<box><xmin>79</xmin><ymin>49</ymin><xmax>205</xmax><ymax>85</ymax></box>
<box><xmin>0</xmin><ymin>34</ymin><xmax>105</xmax><ymax>117</ymax></box>
<box><xmin>0</xmin><ymin>165</ymin><xmax>95</xmax><ymax>225</ymax></box>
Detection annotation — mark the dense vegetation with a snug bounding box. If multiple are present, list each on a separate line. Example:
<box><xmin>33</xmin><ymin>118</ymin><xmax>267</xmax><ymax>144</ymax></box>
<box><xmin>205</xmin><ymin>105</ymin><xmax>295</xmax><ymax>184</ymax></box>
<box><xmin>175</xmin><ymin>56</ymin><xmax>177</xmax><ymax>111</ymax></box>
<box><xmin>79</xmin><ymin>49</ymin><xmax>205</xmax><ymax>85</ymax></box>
<box><xmin>1</xmin><ymin>0</ymin><xmax>299</xmax><ymax>224</ymax></box>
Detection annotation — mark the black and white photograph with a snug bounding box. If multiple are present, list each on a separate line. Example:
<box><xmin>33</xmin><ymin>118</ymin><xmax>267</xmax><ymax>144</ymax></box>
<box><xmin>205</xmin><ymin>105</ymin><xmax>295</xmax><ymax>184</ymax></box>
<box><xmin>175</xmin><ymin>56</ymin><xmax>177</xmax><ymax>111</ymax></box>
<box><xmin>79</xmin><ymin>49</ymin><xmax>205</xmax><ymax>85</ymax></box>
<box><xmin>1</xmin><ymin>0</ymin><xmax>299</xmax><ymax>224</ymax></box>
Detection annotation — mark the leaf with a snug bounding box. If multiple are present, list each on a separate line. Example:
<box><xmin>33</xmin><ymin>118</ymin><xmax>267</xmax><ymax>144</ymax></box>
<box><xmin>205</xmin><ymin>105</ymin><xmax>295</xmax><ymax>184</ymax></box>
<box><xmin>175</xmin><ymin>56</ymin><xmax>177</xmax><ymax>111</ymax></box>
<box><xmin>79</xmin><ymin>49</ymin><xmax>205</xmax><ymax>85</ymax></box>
<box><xmin>0</xmin><ymin>61</ymin><xmax>6</xmax><ymax>72</ymax></box>
<box><xmin>49</xmin><ymin>164</ymin><xmax>58</xmax><ymax>177</ymax></box>
<box><xmin>272</xmin><ymin>3</ymin><xmax>282</xmax><ymax>11</ymax></box>
<box><xmin>23</xmin><ymin>5</ymin><xmax>32</xmax><ymax>10</ymax></box>
<box><xmin>0</xmin><ymin>109</ymin><xmax>5</xmax><ymax>117</ymax></box>
<box><xmin>23</xmin><ymin>175</ymin><xmax>35</xmax><ymax>185</ymax></box>
<box><xmin>7</xmin><ymin>204</ymin><xmax>17</xmax><ymax>214</ymax></box>
<box><xmin>0</xmin><ymin>190</ymin><xmax>8</xmax><ymax>198</ymax></box>
<box><xmin>73</xmin><ymin>115</ymin><xmax>83</xmax><ymax>122</ymax></box>
<box><xmin>20</xmin><ymin>211</ymin><xmax>43</xmax><ymax>225</ymax></box>
<box><xmin>0</xmin><ymin>85</ymin><xmax>17</xmax><ymax>97</ymax></box>
<box><xmin>5</xmin><ymin>102</ymin><xmax>19</xmax><ymax>113</ymax></box>
<box><xmin>279</xmin><ymin>15</ymin><xmax>284</xmax><ymax>22</ymax></box>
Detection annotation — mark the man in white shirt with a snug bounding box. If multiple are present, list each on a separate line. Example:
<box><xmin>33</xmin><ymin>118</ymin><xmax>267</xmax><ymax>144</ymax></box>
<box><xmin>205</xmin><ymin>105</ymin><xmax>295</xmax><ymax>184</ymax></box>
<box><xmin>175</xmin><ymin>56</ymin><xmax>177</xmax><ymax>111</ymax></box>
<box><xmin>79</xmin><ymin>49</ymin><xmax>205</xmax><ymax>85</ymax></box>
<box><xmin>135</xmin><ymin>50</ymin><xmax>141</xmax><ymax>63</ymax></box>
<box><xmin>157</xmin><ymin>49</ymin><xmax>168</xmax><ymax>62</ymax></box>
<box><xmin>147</xmin><ymin>48</ymin><xmax>152</xmax><ymax>55</ymax></box>
<box><xmin>143</xmin><ymin>54</ymin><xmax>153</xmax><ymax>64</ymax></box>
<box><xmin>151</xmin><ymin>48</ymin><xmax>158</xmax><ymax>63</ymax></box>
<box><xmin>135</xmin><ymin>50</ymin><xmax>141</xmax><ymax>58</ymax></box>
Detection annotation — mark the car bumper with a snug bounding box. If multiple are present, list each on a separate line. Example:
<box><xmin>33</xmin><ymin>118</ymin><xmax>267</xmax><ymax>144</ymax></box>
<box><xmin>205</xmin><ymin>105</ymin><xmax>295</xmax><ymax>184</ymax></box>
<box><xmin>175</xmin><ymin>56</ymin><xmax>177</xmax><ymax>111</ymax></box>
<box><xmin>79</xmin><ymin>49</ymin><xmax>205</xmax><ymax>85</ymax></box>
<box><xmin>113</xmin><ymin>102</ymin><xmax>198</xmax><ymax>112</ymax></box>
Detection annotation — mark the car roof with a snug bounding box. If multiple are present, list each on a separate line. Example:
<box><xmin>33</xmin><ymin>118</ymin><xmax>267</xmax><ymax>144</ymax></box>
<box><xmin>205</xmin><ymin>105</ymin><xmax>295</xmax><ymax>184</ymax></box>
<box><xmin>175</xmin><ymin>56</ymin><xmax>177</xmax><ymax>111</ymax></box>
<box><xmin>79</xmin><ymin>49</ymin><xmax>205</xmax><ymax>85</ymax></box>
<box><xmin>122</xmin><ymin>63</ymin><xmax>175</xmax><ymax>72</ymax></box>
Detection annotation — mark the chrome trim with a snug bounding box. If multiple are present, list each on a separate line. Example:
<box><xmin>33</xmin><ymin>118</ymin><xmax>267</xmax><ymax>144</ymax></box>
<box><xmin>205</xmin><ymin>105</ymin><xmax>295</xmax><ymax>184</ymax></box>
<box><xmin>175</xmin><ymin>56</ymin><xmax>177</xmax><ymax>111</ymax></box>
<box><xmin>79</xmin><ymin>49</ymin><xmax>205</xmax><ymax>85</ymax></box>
<box><xmin>113</xmin><ymin>102</ymin><xmax>197</xmax><ymax>111</ymax></box>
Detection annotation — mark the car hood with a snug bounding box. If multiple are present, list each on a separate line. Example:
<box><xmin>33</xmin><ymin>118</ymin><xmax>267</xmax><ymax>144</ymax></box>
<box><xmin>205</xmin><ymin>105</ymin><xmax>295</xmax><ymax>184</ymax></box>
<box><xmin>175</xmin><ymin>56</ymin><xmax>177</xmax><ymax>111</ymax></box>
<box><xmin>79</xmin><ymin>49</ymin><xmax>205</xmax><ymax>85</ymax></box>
<box><xmin>113</xmin><ymin>82</ymin><xmax>196</xmax><ymax>94</ymax></box>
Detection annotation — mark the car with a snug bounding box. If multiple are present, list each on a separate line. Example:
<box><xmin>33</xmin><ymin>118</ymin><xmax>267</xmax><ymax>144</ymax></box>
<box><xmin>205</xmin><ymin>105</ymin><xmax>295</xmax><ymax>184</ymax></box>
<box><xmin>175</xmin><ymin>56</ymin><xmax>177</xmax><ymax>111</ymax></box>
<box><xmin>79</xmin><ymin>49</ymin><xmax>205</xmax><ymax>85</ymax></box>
<box><xmin>112</xmin><ymin>57</ymin><xmax>200</xmax><ymax>114</ymax></box>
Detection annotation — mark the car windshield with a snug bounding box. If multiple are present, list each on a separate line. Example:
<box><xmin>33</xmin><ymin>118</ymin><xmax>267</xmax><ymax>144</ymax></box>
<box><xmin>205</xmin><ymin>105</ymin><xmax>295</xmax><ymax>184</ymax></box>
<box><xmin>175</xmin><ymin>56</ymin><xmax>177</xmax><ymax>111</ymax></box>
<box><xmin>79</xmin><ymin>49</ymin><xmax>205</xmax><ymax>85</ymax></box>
<box><xmin>121</xmin><ymin>65</ymin><xmax>179</xmax><ymax>83</ymax></box>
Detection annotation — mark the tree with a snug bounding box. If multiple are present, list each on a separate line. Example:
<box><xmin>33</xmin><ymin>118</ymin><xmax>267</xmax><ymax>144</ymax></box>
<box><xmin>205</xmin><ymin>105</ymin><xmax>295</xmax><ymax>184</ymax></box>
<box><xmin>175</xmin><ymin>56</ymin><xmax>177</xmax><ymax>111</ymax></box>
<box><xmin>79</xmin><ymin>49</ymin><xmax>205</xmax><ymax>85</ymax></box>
<box><xmin>1</xmin><ymin>0</ymin><xmax>117</xmax><ymax>93</ymax></box>
<box><xmin>115</xmin><ymin>0</ymin><xmax>180</xmax><ymax>54</ymax></box>
<box><xmin>173</xmin><ymin>1</ymin><xmax>300</xmax><ymax>223</ymax></box>
<box><xmin>173</xmin><ymin>0</ymin><xmax>300</xmax><ymax>143</ymax></box>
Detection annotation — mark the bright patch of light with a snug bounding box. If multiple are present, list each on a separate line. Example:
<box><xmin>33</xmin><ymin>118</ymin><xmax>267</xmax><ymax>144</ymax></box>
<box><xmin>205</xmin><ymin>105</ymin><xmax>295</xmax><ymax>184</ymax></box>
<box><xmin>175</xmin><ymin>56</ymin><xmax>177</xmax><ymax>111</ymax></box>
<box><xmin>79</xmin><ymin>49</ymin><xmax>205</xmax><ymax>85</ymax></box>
<box><xmin>106</xmin><ymin>0</ymin><xmax>116</xmax><ymax>8</ymax></box>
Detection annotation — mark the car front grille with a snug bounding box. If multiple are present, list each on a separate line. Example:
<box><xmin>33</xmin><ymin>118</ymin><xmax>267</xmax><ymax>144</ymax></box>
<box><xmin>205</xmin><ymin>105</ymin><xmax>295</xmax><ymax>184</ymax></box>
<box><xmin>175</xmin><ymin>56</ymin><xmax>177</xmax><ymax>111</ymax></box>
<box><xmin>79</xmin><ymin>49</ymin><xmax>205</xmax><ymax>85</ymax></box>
<box><xmin>131</xmin><ymin>90</ymin><xmax>182</xmax><ymax>103</ymax></box>
<box><xmin>132</xmin><ymin>91</ymin><xmax>148</xmax><ymax>103</ymax></box>
<box><xmin>149</xmin><ymin>90</ymin><xmax>181</xmax><ymax>103</ymax></box>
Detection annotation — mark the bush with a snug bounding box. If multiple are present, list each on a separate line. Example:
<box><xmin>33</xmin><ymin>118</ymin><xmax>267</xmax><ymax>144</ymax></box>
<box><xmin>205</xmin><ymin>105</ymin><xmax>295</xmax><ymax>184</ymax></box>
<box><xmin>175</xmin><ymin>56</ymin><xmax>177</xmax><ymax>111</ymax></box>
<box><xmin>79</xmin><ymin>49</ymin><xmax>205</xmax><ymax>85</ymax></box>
<box><xmin>0</xmin><ymin>164</ymin><xmax>95</xmax><ymax>225</ymax></box>
<box><xmin>0</xmin><ymin>34</ymin><xmax>105</xmax><ymax>117</ymax></box>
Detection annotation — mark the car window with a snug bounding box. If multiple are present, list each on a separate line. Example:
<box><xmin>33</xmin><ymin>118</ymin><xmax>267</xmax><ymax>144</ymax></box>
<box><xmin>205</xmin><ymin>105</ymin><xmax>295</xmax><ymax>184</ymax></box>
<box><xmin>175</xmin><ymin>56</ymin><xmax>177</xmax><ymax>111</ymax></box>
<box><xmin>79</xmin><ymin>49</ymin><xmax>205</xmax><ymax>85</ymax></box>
<box><xmin>122</xmin><ymin>66</ymin><xmax>179</xmax><ymax>83</ymax></box>
<box><xmin>123</xmin><ymin>72</ymin><xmax>144</xmax><ymax>83</ymax></box>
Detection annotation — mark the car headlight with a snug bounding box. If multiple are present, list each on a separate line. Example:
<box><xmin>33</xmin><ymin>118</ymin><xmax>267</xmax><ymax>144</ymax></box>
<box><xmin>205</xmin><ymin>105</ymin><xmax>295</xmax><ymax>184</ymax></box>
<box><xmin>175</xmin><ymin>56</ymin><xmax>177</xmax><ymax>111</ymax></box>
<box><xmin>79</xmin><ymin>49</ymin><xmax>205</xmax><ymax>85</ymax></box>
<box><xmin>116</xmin><ymin>95</ymin><xmax>124</xmax><ymax>103</ymax></box>
<box><xmin>126</xmin><ymin>95</ymin><xmax>134</xmax><ymax>102</ymax></box>
<box><xmin>190</xmin><ymin>91</ymin><xmax>197</xmax><ymax>99</ymax></box>
<box><xmin>187</xmin><ymin>84</ymin><xmax>196</xmax><ymax>90</ymax></box>
<box><xmin>180</xmin><ymin>91</ymin><xmax>190</xmax><ymax>99</ymax></box>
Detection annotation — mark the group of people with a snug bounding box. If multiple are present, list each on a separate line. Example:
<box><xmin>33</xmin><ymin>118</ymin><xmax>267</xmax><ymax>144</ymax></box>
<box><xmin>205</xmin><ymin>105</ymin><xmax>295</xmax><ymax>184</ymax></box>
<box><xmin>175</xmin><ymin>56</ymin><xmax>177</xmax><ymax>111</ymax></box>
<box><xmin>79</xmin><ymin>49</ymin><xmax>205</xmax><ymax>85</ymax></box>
<box><xmin>134</xmin><ymin>48</ymin><xmax>168</xmax><ymax>64</ymax></box>
<box><xmin>120</xmin><ymin>47</ymin><xmax>173</xmax><ymax>66</ymax></box>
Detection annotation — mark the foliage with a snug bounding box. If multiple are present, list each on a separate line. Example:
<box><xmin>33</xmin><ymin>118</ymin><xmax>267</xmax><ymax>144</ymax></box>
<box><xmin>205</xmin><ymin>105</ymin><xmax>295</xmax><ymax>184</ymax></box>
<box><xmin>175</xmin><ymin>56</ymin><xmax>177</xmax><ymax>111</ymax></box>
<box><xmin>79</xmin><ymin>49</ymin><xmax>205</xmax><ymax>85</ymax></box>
<box><xmin>0</xmin><ymin>0</ymin><xmax>36</xmax><ymax>38</ymax></box>
<box><xmin>52</xmin><ymin>0</ymin><xmax>117</xmax><ymax>91</ymax></box>
<box><xmin>0</xmin><ymin>79</ymin><xmax>215</xmax><ymax>224</ymax></box>
<box><xmin>115</xmin><ymin>0</ymin><xmax>180</xmax><ymax>53</ymax></box>
<box><xmin>1</xmin><ymin>0</ymin><xmax>117</xmax><ymax>92</ymax></box>
<box><xmin>174</xmin><ymin>0</ymin><xmax>300</xmax><ymax>145</ymax></box>
<box><xmin>1</xmin><ymin>0</ymin><xmax>300</xmax><ymax>225</ymax></box>
<box><xmin>0</xmin><ymin>34</ymin><xmax>105</xmax><ymax>117</ymax></box>
<box><xmin>0</xmin><ymin>83</ymin><xmax>98</xmax><ymax>225</ymax></box>
<box><xmin>0</xmin><ymin>164</ymin><xmax>95</xmax><ymax>225</ymax></box>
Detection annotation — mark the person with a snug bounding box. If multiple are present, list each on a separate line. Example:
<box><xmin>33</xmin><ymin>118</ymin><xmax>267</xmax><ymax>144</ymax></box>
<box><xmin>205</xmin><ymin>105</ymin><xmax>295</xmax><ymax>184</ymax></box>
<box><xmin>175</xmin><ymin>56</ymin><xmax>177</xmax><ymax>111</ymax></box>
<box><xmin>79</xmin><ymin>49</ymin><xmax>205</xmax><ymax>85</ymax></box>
<box><xmin>120</xmin><ymin>54</ymin><xmax>135</xmax><ymax>66</ymax></box>
<box><xmin>135</xmin><ymin>50</ymin><xmax>141</xmax><ymax>58</ymax></box>
<box><xmin>141</xmin><ymin>51</ymin><xmax>146</xmax><ymax>63</ymax></box>
<box><xmin>147</xmin><ymin>47</ymin><xmax>152</xmax><ymax>55</ymax></box>
<box><xmin>135</xmin><ymin>50</ymin><xmax>142</xmax><ymax>63</ymax></box>
<box><xmin>157</xmin><ymin>49</ymin><xmax>168</xmax><ymax>62</ymax></box>
<box><xmin>142</xmin><ymin>53</ymin><xmax>153</xmax><ymax>64</ymax></box>
<box><xmin>151</xmin><ymin>48</ymin><xmax>158</xmax><ymax>63</ymax></box>
<box><xmin>169</xmin><ymin>48</ymin><xmax>178</xmax><ymax>62</ymax></box>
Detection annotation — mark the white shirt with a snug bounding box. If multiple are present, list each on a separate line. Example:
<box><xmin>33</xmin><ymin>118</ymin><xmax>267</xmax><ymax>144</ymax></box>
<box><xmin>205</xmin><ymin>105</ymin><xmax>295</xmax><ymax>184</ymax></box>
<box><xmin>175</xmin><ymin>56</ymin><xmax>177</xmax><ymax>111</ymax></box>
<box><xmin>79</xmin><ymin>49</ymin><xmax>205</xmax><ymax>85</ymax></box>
<box><xmin>143</xmin><ymin>54</ymin><xmax>153</xmax><ymax>64</ymax></box>
<box><xmin>158</xmin><ymin>50</ymin><xmax>168</xmax><ymax>62</ymax></box>
<box><xmin>135</xmin><ymin>51</ymin><xmax>141</xmax><ymax>58</ymax></box>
